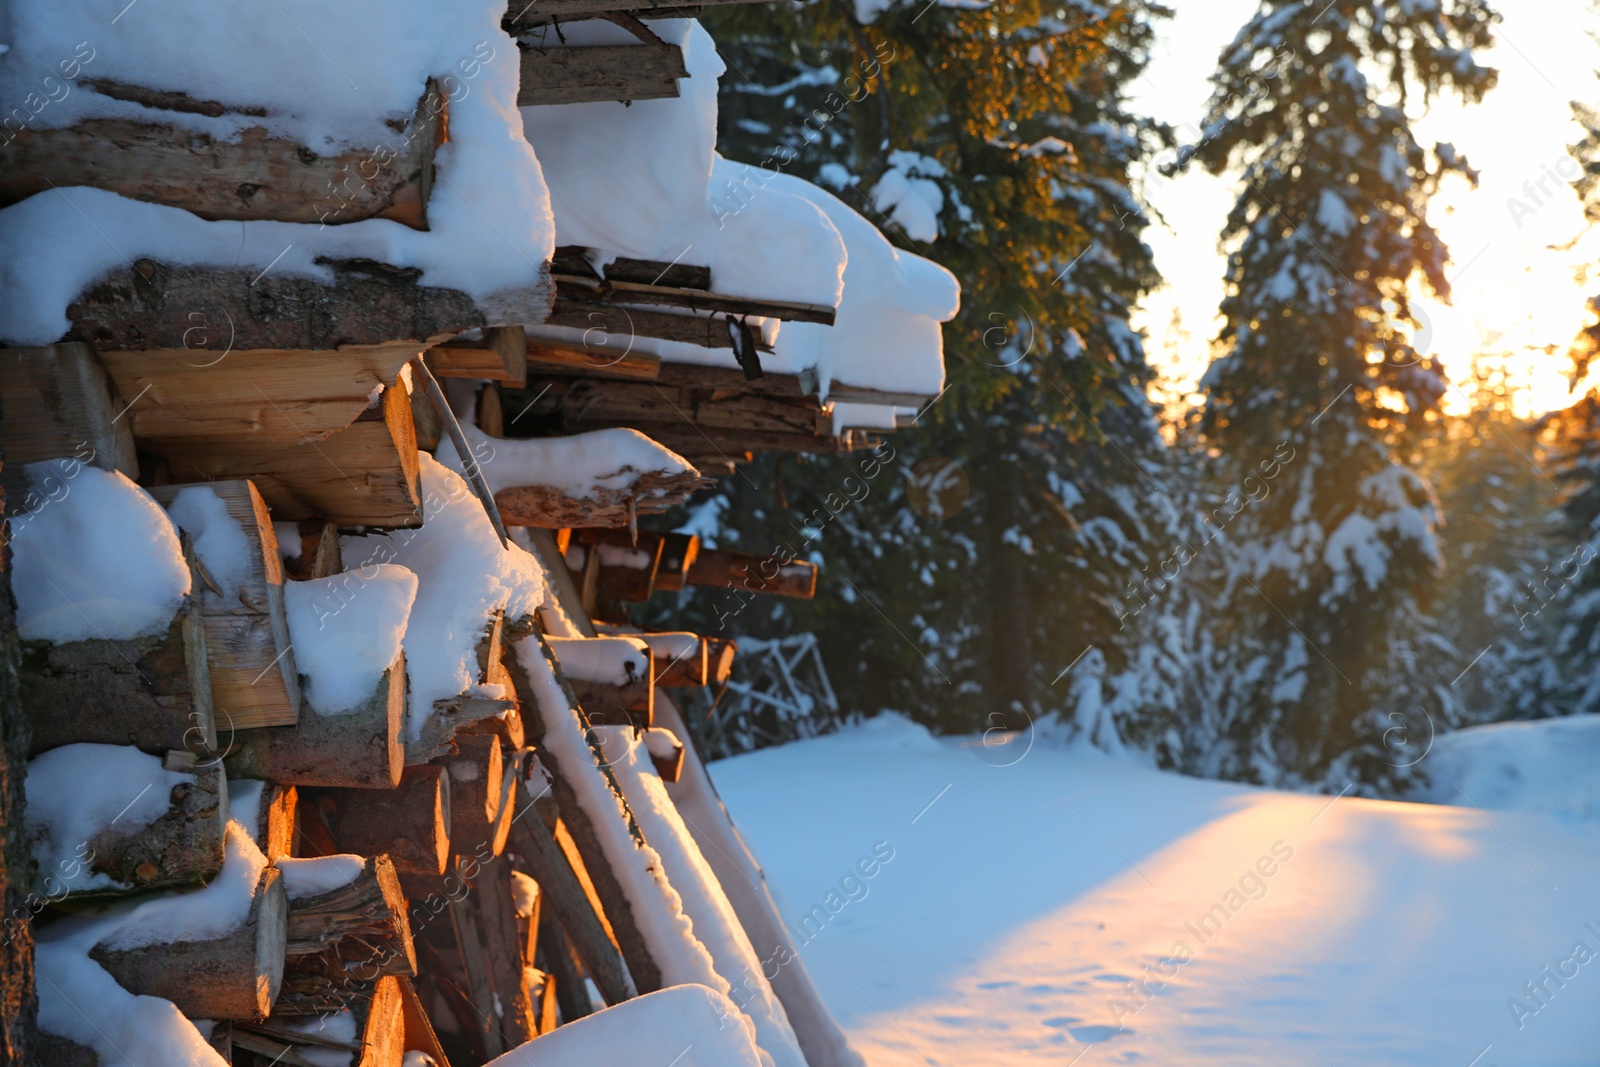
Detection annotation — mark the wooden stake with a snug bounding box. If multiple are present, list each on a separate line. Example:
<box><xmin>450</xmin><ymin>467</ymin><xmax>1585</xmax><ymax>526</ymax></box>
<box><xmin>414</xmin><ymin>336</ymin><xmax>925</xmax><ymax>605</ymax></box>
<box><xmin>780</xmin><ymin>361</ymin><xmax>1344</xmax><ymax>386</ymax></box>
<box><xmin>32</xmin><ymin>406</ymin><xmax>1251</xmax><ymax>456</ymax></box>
<box><xmin>410</xmin><ymin>355</ymin><xmax>509</xmax><ymax>548</ymax></box>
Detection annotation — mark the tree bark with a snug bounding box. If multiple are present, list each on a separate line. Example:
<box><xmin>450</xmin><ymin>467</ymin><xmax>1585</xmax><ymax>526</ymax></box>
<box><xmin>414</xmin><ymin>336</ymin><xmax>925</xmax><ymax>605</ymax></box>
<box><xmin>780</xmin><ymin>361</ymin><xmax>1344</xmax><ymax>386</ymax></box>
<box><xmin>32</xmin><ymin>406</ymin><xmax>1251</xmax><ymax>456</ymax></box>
<box><xmin>70</xmin><ymin>760</ymin><xmax>226</xmax><ymax>896</ymax></box>
<box><xmin>21</xmin><ymin>595</ymin><xmax>213</xmax><ymax>757</ymax></box>
<box><xmin>90</xmin><ymin>865</ymin><xmax>287</xmax><ymax>1021</ymax></box>
<box><xmin>277</xmin><ymin>855</ymin><xmax>415</xmax><ymax>1016</ymax></box>
<box><xmin>225</xmin><ymin>656</ymin><xmax>404</xmax><ymax>789</ymax></box>
<box><xmin>318</xmin><ymin>764</ymin><xmax>451</xmax><ymax>876</ymax></box>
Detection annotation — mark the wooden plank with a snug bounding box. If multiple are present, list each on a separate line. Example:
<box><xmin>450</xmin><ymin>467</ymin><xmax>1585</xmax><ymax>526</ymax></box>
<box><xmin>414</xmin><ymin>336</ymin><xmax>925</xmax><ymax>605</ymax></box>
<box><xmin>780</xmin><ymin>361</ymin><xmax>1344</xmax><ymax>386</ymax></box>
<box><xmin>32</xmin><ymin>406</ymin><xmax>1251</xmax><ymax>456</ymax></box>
<box><xmin>150</xmin><ymin>383</ymin><xmax>422</xmax><ymax>527</ymax></box>
<box><xmin>478</xmin><ymin>858</ymin><xmax>539</xmax><ymax>1048</ymax></box>
<box><xmin>0</xmin><ymin>83</ymin><xmax>445</xmax><ymax>229</ymax></box>
<box><xmin>97</xmin><ymin>344</ymin><xmax>420</xmax><ymax>446</ymax></box>
<box><xmin>825</xmin><ymin>382</ymin><xmax>940</xmax><ymax>407</ymax></box>
<box><xmin>430</xmin><ymin>325</ymin><xmax>529</xmax><ymax>386</ymax></box>
<box><xmin>544</xmin><ymin>299</ymin><xmax>773</xmax><ymax>352</ymax></box>
<box><xmin>525</xmin><ymin>339</ymin><xmax>661</xmax><ymax>381</ymax></box>
<box><xmin>554</xmin><ymin>275</ymin><xmax>836</xmax><ymax>325</ymax></box>
<box><xmin>550</xmin><ymin>245</ymin><xmax>711</xmax><ymax>290</ymax></box>
<box><xmin>517</xmin><ymin>44</ymin><xmax>686</xmax><ymax>107</ymax></box>
<box><xmin>0</xmin><ymin>343</ymin><xmax>138</xmax><ymax>509</ymax></box>
<box><xmin>150</xmin><ymin>480</ymin><xmax>301</xmax><ymax>730</ymax></box>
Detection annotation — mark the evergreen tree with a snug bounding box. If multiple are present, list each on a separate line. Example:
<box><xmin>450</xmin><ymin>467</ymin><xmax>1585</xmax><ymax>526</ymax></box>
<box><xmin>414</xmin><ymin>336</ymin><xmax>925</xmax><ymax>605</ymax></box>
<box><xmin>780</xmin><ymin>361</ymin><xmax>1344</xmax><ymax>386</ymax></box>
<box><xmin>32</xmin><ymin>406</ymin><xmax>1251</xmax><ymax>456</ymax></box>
<box><xmin>1179</xmin><ymin>0</ymin><xmax>1499</xmax><ymax>791</ymax></box>
<box><xmin>650</xmin><ymin>0</ymin><xmax>1188</xmax><ymax>746</ymax></box>
<box><xmin>1422</xmin><ymin>363</ymin><xmax>1561</xmax><ymax>724</ymax></box>
<box><xmin>1528</xmin><ymin>390</ymin><xmax>1600</xmax><ymax>716</ymax></box>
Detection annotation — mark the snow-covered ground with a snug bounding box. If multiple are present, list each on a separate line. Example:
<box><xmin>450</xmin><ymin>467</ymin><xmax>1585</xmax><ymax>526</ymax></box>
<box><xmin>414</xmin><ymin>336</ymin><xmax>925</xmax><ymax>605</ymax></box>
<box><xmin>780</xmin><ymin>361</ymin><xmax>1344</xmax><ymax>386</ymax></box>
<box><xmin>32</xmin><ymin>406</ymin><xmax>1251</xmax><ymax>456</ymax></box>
<box><xmin>710</xmin><ymin>714</ymin><xmax>1600</xmax><ymax>1066</ymax></box>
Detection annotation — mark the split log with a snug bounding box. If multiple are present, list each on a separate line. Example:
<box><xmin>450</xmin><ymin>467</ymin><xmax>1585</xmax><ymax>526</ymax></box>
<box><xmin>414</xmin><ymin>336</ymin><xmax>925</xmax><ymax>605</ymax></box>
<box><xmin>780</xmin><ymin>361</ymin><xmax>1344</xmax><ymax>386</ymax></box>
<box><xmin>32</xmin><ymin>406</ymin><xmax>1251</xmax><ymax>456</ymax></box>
<box><xmin>477</xmin><ymin>857</ymin><xmax>538</xmax><ymax>1048</ymax></box>
<box><xmin>706</xmin><ymin>637</ymin><xmax>738</xmax><ymax>685</ymax></box>
<box><xmin>50</xmin><ymin>756</ymin><xmax>226</xmax><ymax>896</ymax></box>
<box><xmin>354</xmin><ymin>772</ymin><xmax>452</xmax><ymax>877</ymax></box>
<box><xmin>317</xmin><ymin>763</ymin><xmax>452</xmax><ymax>875</ymax></box>
<box><xmin>650</xmin><ymin>532</ymin><xmax>700</xmax><ymax>593</ymax></box>
<box><xmin>64</xmin><ymin>257</ymin><xmax>551</xmax><ymax>354</ymax></box>
<box><xmin>536</xmin><ymin>912</ymin><xmax>593</xmax><ymax>1022</ymax></box>
<box><xmin>595</xmin><ymin>421</ymin><xmax>848</xmax><ymax>459</ymax></box>
<box><xmin>90</xmin><ymin>865</ymin><xmax>287</xmax><ymax>1021</ymax></box>
<box><xmin>505</xmin><ymin>793</ymin><xmax>633</xmax><ymax>1007</ymax></box>
<box><xmin>550</xmin><ymin>246</ymin><xmax>711</xmax><ymax>290</ymax></box>
<box><xmin>496</xmin><ymin>468</ymin><xmax>712</xmax><ymax>530</ymax></box>
<box><xmin>397</xmin><ymin>975</ymin><xmax>451</xmax><ymax>1067</ymax></box>
<box><xmin>407</xmin><ymin>692</ymin><xmax>517</xmax><ymax>766</ymax></box>
<box><xmin>277</xmin><ymin>855</ymin><xmax>415</xmax><ymax>1015</ymax></box>
<box><xmin>146</xmin><ymin>381</ymin><xmax>423</xmax><ymax>528</ymax></box>
<box><xmin>460</xmin><ymin>647</ymin><xmax>527</xmax><ymax>750</ymax></box>
<box><xmin>445</xmin><ymin>859</ymin><xmax>502</xmax><ymax>1059</ymax></box>
<box><xmin>524</xmin><ymin>339</ymin><xmax>662</xmax><ymax>381</ymax></box>
<box><xmin>438</xmin><ymin>735</ymin><xmax>504</xmax><ymax>860</ymax></box>
<box><xmin>686</xmin><ymin>548</ymin><xmax>818</xmax><ymax>599</ymax></box>
<box><xmin>98</xmin><ymin>344</ymin><xmax>417</xmax><ymax>449</ymax></box>
<box><xmin>150</xmin><ymin>480</ymin><xmax>301</xmax><ymax>730</ymax></box>
<box><xmin>283</xmin><ymin>521</ymin><xmax>341</xmax><ymax>583</ymax></box>
<box><xmin>517</xmin><ymin>44</ymin><xmax>686</xmax><ymax>108</ymax></box>
<box><xmin>429</xmin><ymin>325</ymin><xmax>528</xmax><ymax>385</ymax></box>
<box><xmin>643</xmin><ymin>727</ymin><xmax>684</xmax><ymax>783</ymax></box>
<box><xmin>248</xmin><ymin>781</ymin><xmax>299</xmax><ymax>862</ymax></box>
<box><xmin>0</xmin><ymin>343</ymin><xmax>138</xmax><ymax>510</ymax></box>
<box><xmin>21</xmin><ymin>593</ymin><xmax>213</xmax><ymax>757</ymax></box>
<box><xmin>0</xmin><ymin>82</ymin><xmax>445</xmax><ymax>229</ymax></box>
<box><xmin>233</xmin><ymin>974</ymin><xmax>404</xmax><ymax>1067</ymax></box>
<box><xmin>477</xmin><ymin>381</ymin><xmax>505</xmax><ymax>436</ymax></box>
<box><xmin>527</xmin><ymin>967</ymin><xmax>559</xmax><ymax>1034</ymax></box>
<box><xmin>225</xmin><ymin>655</ymin><xmax>404</xmax><ymax>789</ymax></box>
<box><xmin>641</xmin><ymin>633</ymin><xmax>710</xmax><ymax>687</ymax></box>
<box><xmin>510</xmin><ymin>870</ymin><xmax>542</xmax><ymax>968</ymax></box>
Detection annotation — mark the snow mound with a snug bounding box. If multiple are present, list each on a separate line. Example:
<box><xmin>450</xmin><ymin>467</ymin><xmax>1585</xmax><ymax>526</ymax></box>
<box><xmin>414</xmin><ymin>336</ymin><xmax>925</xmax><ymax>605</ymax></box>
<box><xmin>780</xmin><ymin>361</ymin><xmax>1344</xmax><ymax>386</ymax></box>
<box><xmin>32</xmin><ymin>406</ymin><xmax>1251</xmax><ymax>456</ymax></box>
<box><xmin>343</xmin><ymin>455</ymin><xmax>548</xmax><ymax>739</ymax></box>
<box><xmin>440</xmin><ymin>423</ymin><xmax>695</xmax><ymax>498</ymax></box>
<box><xmin>11</xmin><ymin>462</ymin><xmax>190</xmax><ymax>642</ymax></box>
<box><xmin>25</xmin><ymin>744</ymin><xmax>193</xmax><ymax>894</ymax></box>
<box><xmin>284</xmin><ymin>564</ymin><xmax>418</xmax><ymax>715</ymax></box>
<box><xmin>483</xmin><ymin>984</ymin><xmax>767</xmax><ymax>1067</ymax></box>
<box><xmin>1411</xmin><ymin>714</ymin><xmax>1600</xmax><ymax>821</ymax></box>
<box><xmin>166</xmin><ymin>485</ymin><xmax>252</xmax><ymax>601</ymax></box>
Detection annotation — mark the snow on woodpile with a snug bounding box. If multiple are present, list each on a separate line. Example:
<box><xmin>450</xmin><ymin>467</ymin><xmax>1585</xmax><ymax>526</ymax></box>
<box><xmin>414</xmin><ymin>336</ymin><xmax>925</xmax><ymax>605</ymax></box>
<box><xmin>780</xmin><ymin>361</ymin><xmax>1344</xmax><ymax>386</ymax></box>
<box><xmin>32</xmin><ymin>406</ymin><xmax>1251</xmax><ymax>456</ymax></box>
<box><xmin>284</xmin><ymin>564</ymin><xmax>418</xmax><ymax>714</ymax></box>
<box><xmin>519</xmin><ymin>15</ymin><xmax>958</xmax><ymax>400</ymax></box>
<box><xmin>594</xmin><ymin>726</ymin><xmax>807</xmax><ymax>1067</ymax></box>
<box><xmin>442</xmin><ymin>423</ymin><xmax>697</xmax><ymax>498</ymax></box>
<box><xmin>165</xmin><ymin>486</ymin><xmax>252</xmax><ymax>601</ymax></box>
<box><xmin>547</xmin><ymin>636</ymin><xmax>651</xmax><ymax>685</ymax></box>
<box><xmin>36</xmin><ymin>822</ymin><xmax>269</xmax><ymax>1067</ymax></box>
<box><xmin>25</xmin><ymin>744</ymin><xmax>195</xmax><ymax>895</ymax></box>
<box><xmin>276</xmin><ymin>855</ymin><xmax>365</xmax><ymax>900</ymax></box>
<box><xmin>484</xmin><ymin>984</ymin><xmax>767</xmax><ymax>1067</ymax></box>
<box><xmin>511</xmin><ymin>637</ymin><xmax>727</xmax><ymax>990</ymax></box>
<box><xmin>0</xmin><ymin>0</ymin><xmax>554</xmax><ymax>345</ymax></box>
<box><xmin>762</xmin><ymin>168</ymin><xmax>959</xmax><ymax>397</ymax></box>
<box><xmin>10</xmin><ymin>462</ymin><xmax>190</xmax><ymax>642</ymax></box>
<box><xmin>343</xmin><ymin>455</ymin><xmax>548</xmax><ymax>739</ymax></box>
<box><xmin>521</xmin><ymin>20</ymin><xmax>846</xmax><ymax>310</ymax></box>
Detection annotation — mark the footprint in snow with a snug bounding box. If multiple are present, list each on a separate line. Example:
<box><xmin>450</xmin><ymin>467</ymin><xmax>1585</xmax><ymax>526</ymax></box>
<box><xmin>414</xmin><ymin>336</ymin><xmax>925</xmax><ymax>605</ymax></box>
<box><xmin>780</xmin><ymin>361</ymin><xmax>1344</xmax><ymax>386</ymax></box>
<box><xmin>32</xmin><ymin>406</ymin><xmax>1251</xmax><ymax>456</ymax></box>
<box><xmin>1069</xmin><ymin>1024</ymin><xmax>1125</xmax><ymax>1044</ymax></box>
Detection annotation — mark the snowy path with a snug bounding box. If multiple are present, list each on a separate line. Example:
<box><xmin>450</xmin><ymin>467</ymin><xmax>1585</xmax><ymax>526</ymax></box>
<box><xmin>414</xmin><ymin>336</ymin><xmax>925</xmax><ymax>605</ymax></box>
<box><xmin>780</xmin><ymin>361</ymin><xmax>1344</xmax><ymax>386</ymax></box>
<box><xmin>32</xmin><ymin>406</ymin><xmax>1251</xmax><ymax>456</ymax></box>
<box><xmin>709</xmin><ymin>716</ymin><xmax>1600</xmax><ymax>1066</ymax></box>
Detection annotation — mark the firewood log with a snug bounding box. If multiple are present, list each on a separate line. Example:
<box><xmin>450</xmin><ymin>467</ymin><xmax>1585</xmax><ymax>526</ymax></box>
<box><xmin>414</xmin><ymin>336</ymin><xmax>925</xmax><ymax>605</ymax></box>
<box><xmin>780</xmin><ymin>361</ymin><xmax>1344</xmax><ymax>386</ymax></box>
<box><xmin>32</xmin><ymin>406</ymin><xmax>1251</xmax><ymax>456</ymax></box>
<box><xmin>438</xmin><ymin>735</ymin><xmax>503</xmax><ymax>860</ymax></box>
<box><xmin>225</xmin><ymin>655</ymin><xmax>404</xmax><ymax>789</ymax></box>
<box><xmin>44</xmin><ymin>754</ymin><xmax>227</xmax><ymax>897</ymax></box>
<box><xmin>547</xmin><ymin>636</ymin><xmax>654</xmax><ymax>729</ymax></box>
<box><xmin>277</xmin><ymin>855</ymin><xmax>416</xmax><ymax>1016</ymax></box>
<box><xmin>0</xmin><ymin>343</ymin><xmax>138</xmax><ymax>510</ymax></box>
<box><xmin>64</xmin><ymin>258</ymin><xmax>552</xmax><ymax>354</ymax></box>
<box><xmin>685</xmin><ymin>548</ymin><xmax>818</xmax><ymax>599</ymax></box>
<box><xmin>90</xmin><ymin>865</ymin><xmax>287</xmax><ymax>1021</ymax></box>
<box><xmin>642</xmin><ymin>727</ymin><xmax>684</xmax><ymax>784</ymax></box>
<box><xmin>517</xmin><ymin>44</ymin><xmax>686</xmax><ymax>108</ymax></box>
<box><xmin>429</xmin><ymin>326</ymin><xmax>528</xmax><ymax>386</ymax></box>
<box><xmin>1</xmin><ymin>83</ymin><xmax>446</xmax><ymax>229</ymax></box>
<box><xmin>650</xmin><ymin>532</ymin><xmax>700</xmax><ymax>592</ymax></box>
<box><xmin>476</xmin><ymin>857</ymin><xmax>538</xmax><ymax>1048</ymax></box>
<box><xmin>150</xmin><ymin>480</ymin><xmax>301</xmax><ymax>730</ymax></box>
<box><xmin>21</xmin><ymin>591</ymin><xmax>213</xmax><ymax>757</ymax></box>
<box><xmin>283</xmin><ymin>521</ymin><xmax>341</xmax><ymax>583</ymax></box>
<box><xmin>233</xmin><ymin>973</ymin><xmax>404</xmax><ymax>1067</ymax></box>
<box><xmin>317</xmin><ymin>764</ymin><xmax>451</xmax><ymax>876</ymax></box>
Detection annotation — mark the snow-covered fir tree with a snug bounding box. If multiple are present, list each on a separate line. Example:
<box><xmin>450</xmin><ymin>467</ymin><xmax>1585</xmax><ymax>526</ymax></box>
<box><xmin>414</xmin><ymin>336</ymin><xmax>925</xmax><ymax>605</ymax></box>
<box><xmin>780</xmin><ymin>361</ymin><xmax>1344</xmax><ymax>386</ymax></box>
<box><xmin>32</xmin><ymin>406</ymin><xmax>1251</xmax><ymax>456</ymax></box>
<box><xmin>1178</xmin><ymin>0</ymin><xmax>1499</xmax><ymax>791</ymax></box>
<box><xmin>649</xmin><ymin>0</ymin><xmax>1195</xmax><ymax>748</ymax></box>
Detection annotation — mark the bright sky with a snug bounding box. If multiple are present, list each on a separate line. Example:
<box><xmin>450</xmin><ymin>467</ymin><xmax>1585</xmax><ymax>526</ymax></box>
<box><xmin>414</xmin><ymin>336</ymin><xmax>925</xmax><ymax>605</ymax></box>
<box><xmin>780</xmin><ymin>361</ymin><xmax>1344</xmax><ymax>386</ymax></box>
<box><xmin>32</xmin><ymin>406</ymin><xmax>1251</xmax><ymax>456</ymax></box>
<box><xmin>1128</xmin><ymin>0</ymin><xmax>1600</xmax><ymax>416</ymax></box>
